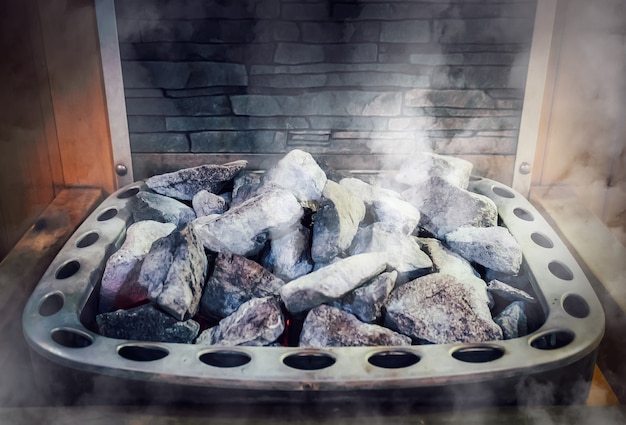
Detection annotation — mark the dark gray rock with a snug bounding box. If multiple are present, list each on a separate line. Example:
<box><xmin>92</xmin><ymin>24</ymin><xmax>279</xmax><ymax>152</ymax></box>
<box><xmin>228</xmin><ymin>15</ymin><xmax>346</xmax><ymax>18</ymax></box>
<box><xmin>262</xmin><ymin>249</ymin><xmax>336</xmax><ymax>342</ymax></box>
<box><xmin>402</xmin><ymin>176</ymin><xmax>497</xmax><ymax>238</ymax></box>
<box><xmin>445</xmin><ymin>226</ymin><xmax>522</xmax><ymax>274</ymax></box>
<box><xmin>192</xmin><ymin>190</ymin><xmax>227</xmax><ymax>217</ymax></box>
<box><xmin>137</xmin><ymin>225</ymin><xmax>208</xmax><ymax>320</ymax></box>
<box><xmin>487</xmin><ymin>279</ymin><xmax>535</xmax><ymax>303</ymax></box>
<box><xmin>200</xmin><ymin>251</ymin><xmax>285</xmax><ymax>320</ymax></box>
<box><xmin>231</xmin><ymin>171</ymin><xmax>263</xmax><ymax>206</ymax></box>
<box><xmin>300</xmin><ymin>305</ymin><xmax>411</xmax><ymax>347</ymax></box>
<box><xmin>279</xmin><ymin>252</ymin><xmax>388</xmax><ymax>313</ymax></box>
<box><xmin>494</xmin><ymin>301</ymin><xmax>528</xmax><ymax>339</ymax></box>
<box><xmin>129</xmin><ymin>191</ymin><xmax>196</xmax><ymax>226</ymax></box>
<box><xmin>262</xmin><ymin>149</ymin><xmax>327</xmax><ymax>203</ymax></box>
<box><xmin>384</xmin><ymin>273</ymin><xmax>502</xmax><ymax>344</ymax></box>
<box><xmin>418</xmin><ymin>237</ymin><xmax>483</xmax><ymax>283</ymax></box>
<box><xmin>192</xmin><ymin>188</ymin><xmax>303</xmax><ymax>256</ymax></box>
<box><xmin>311</xmin><ymin>180</ymin><xmax>365</xmax><ymax>263</ymax></box>
<box><xmin>145</xmin><ymin>160</ymin><xmax>248</xmax><ymax>201</ymax></box>
<box><xmin>263</xmin><ymin>224</ymin><xmax>313</xmax><ymax>282</ymax></box>
<box><xmin>196</xmin><ymin>297</ymin><xmax>284</xmax><ymax>346</ymax></box>
<box><xmin>331</xmin><ymin>271</ymin><xmax>397</xmax><ymax>323</ymax></box>
<box><xmin>349</xmin><ymin>223</ymin><xmax>432</xmax><ymax>279</ymax></box>
<box><xmin>96</xmin><ymin>304</ymin><xmax>199</xmax><ymax>343</ymax></box>
<box><xmin>100</xmin><ymin>220</ymin><xmax>176</xmax><ymax>312</ymax></box>
<box><xmin>395</xmin><ymin>152</ymin><xmax>473</xmax><ymax>189</ymax></box>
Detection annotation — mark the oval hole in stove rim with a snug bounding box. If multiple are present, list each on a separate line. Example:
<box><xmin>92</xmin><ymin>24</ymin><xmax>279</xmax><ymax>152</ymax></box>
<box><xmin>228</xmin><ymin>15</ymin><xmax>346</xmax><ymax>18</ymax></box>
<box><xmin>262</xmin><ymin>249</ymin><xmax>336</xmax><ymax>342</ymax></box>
<box><xmin>530</xmin><ymin>330</ymin><xmax>575</xmax><ymax>350</ymax></box>
<box><xmin>531</xmin><ymin>232</ymin><xmax>554</xmax><ymax>248</ymax></box>
<box><xmin>55</xmin><ymin>260</ymin><xmax>80</xmax><ymax>279</ymax></box>
<box><xmin>451</xmin><ymin>345</ymin><xmax>505</xmax><ymax>363</ymax></box>
<box><xmin>492</xmin><ymin>186</ymin><xmax>515</xmax><ymax>199</ymax></box>
<box><xmin>38</xmin><ymin>292</ymin><xmax>64</xmax><ymax>316</ymax></box>
<box><xmin>51</xmin><ymin>328</ymin><xmax>93</xmax><ymax>348</ymax></box>
<box><xmin>199</xmin><ymin>350</ymin><xmax>251</xmax><ymax>368</ymax></box>
<box><xmin>562</xmin><ymin>293</ymin><xmax>590</xmax><ymax>318</ymax></box>
<box><xmin>513</xmin><ymin>207</ymin><xmax>535</xmax><ymax>221</ymax></box>
<box><xmin>97</xmin><ymin>207</ymin><xmax>118</xmax><ymax>222</ymax></box>
<box><xmin>118</xmin><ymin>344</ymin><xmax>169</xmax><ymax>362</ymax></box>
<box><xmin>367</xmin><ymin>350</ymin><xmax>421</xmax><ymax>369</ymax></box>
<box><xmin>548</xmin><ymin>260</ymin><xmax>574</xmax><ymax>281</ymax></box>
<box><xmin>117</xmin><ymin>186</ymin><xmax>140</xmax><ymax>199</ymax></box>
<box><xmin>76</xmin><ymin>231</ymin><xmax>100</xmax><ymax>248</ymax></box>
<box><xmin>282</xmin><ymin>351</ymin><xmax>336</xmax><ymax>371</ymax></box>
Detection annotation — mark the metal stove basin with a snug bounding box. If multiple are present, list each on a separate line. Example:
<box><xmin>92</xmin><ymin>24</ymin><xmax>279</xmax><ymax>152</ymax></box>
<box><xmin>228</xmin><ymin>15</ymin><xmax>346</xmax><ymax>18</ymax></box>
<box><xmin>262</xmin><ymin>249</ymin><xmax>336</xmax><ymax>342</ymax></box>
<box><xmin>22</xmin><ymin>176</ymin><xmax>605</xmax><ymax>406</ymax></box>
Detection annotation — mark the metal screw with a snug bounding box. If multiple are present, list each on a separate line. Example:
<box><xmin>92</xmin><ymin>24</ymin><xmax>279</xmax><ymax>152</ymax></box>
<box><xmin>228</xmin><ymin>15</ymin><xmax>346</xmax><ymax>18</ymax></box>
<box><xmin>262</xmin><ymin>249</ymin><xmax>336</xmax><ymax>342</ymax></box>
<box><xmin>519</xmin><ymin>162</ymin><xmax>532</xmax><ymax>175</ymax></box>
<box><xmin>115</xmin><ymin>163</ymin><xmax>128</xmax><ymax>176</ymax></box>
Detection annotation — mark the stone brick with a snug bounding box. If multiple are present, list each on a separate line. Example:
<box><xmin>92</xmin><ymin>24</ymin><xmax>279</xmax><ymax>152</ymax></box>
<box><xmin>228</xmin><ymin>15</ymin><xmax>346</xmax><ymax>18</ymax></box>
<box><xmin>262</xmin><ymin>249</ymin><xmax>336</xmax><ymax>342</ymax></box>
<box><xmin>130</xmin><ymin>133</ymin><xmax>190</xmax><ymax>153</ymax></box>
<box><xmin>121</xmin><ymin>42</ymin><xmax>249</xmax><ymax>63</ymax></box>
<box><xmin>390</xmin><ymin>116</ymin><xmax>520</xmax><ymax>132</ymax></box>
<box><xmin>272</xmin><ymin>21</ymin><xmax>301</xmax><ymax>41</ymax></box>
<box><xmin>127</xmin><ymin>116</ymin><xmax>166</xmax><ymax>132</ymax></box>
<box><xmin>324</xmin><ymin>44</ymin><xmax>378</xmax><ymax>63</ymax></box>
<box><xmin>434</xmin><ymin>19</ymin><xmax>534</xmax><ymax>44</ymax></box>
<box><xmin>125</xmin><ymin>96</ymin><xmax>231</xmax><ymax>116</ymax></box>
<box><xmin>431</xmin><ymin>66</ymin><xmax>526</xmax><ymax>90</ymax></box>
<box><xmin>116</xmin><ymin>19</ymin><xmax>141</xmax><ymax>43</ymax></box>
<box><xmin>255</xmin><ymin>0</ymin><xmax>281</xmax><ymax>19</ymax></box>
<box><xmin>190</xmin><ymin>131</ymin><xmax>284</xmax><ymax>153</ymax></box>
<box><xmin>282</xmin><ymin>2</ymin><xmax>330</xmax><ymax>20</ymax></box>
<box><xmin>433</xmin><ymin>136</ymin><xmax>517</xmax><ymax>155</ymax></box>
<box><xmin>124</xmin><ymin>88</ymin><xmax>163</xmax><ymax>98</ymax></box>
<box><xmin>380</xmin><ymin>21</ymin><xmax>430</xmax><ymax>43</ymax></box>
<box><xmin>333</xmin><ymin>3</ymin><xmax>434</xmax><ymax>20</ymax></box>
<box><xmin>166</xmin><ymin>116</ymin><xmax>309</xmax><ymax>132</ymax></box>
<box><xmin>274</xmin><ymin>43</ymin><xmax>325</xmax><ymax>64</ymax></box>
<box><xmin>405</xmin><ymin>89</ymin><xmax>497</xmax><ymax>108</ymax></box>
<box><xmin>409</xmin><ymin>52</ymin><xmax>523</xmax><ymax>66</ymax></box>
<box><xmin>431</xmin><ymin>3</ymin><xmax>537</xmax><ymax>20</ymax></box>
<box><xmin>122</xmin><ymin>61</ymin><xmax>248</xmax><ymax>89</ymax></box>
<box><xmin>309</xmin><ymin>117</ymin><xmax>390</xmax><ymax>131</ymax></box>
<box><xmin>117</xmin><ymin>0</ymin><xmax>260</xmax><ymax>20</ymax></box>
<box><xmin>302</xmin><ymin>22</ymin><xmax>380</xmax><ymax>43</ymax></box>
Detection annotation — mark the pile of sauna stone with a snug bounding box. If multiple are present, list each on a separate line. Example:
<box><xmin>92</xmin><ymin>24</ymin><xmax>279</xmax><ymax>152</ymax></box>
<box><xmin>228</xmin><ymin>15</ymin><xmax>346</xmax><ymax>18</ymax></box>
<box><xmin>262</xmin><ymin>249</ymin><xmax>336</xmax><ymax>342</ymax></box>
<box><xmin>96</xmin><ymin>149</ymin><xmax>535</xmax><ymax>347</ymax></box>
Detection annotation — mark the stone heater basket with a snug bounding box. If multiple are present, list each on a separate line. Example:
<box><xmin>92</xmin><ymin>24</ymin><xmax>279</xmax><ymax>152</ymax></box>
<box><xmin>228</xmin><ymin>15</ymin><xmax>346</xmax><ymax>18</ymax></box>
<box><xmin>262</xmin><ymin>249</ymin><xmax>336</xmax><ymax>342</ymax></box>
<box><xmin>22</xmin><ymin>173</ymin><xmax>605</xmax><ymax>406</ymax></box>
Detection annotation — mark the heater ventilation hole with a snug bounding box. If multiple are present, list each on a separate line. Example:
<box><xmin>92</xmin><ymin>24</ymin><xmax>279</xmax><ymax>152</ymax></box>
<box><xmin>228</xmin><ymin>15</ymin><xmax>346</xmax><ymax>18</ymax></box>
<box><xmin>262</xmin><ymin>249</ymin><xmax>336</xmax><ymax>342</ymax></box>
<box><xmin>513</xmin><ymin>208</ymin><xmax>534</xmax><ymax>221</ymax></box>
<box><xmin>283</xmin><ymin>352</ymin><xmax>336</xmax><ymax>371</ymax></box>
<box><xmin>117</xmin><ymin>187</ymin><xmax>140</xmax><ymax>199</ymax></box>
<box><xmin>76</xmin><ymin>231</ymin><xmax>99</xmax><ymax>248</ymax></box>
<box><xmin>451</xmin><ymin>345</ymin><xmax>505</xmax><ymax>363</ymax></box>
<box><xmin>199</xmin><ymin>351</ymin><xmax>251</xmax><ymax>368</ymax></box>
<box><xmin>492</xmin><ymin>186</ymin><xmax>515</xmax><ymax>199</ymax></box>
<box><xmin>55</xmin><ymin>260</ymin><xmax>80</xmax><ymax>279</ymax></box>
<box><xmin>530</xmin><ymin>330</ymin><xmax>574</xmax><ymax>350</ymax></box>
<box><xmin>368</xmin><ymin>351</ymin><xmax>420</xmax><ymax>369</ymax></box>
<box><xmin>38</xmin><ymin>293</ymin><xmax>64</xmax><ymax>316</ymax></box>
<box><xmin>531</xmin><ymin>232</ymin><xmax>554</xmax><ymax>248</ymax></box>
<box><xmin>97</xmin><ymin>208</ymin><xmax>118</xmax><ymax>221</ymax></box>
<box><xmin>562</xmin><ymin>294</ymin><xmax>590</xmax><ymax>318</ymax></box>
<box><xmin>548</xmin><ymin>261</ymin><xmax>574</xmax><ymax>281</ymax></box>
<box><xmin>118</xmin><ymin>345</ymin><xmax>169</xmax><ymax>362</ymax></box>
<box><xmin>51</xmin><ymin>328</ymin><xmax>93</xmax><ymax>348</ymax></box>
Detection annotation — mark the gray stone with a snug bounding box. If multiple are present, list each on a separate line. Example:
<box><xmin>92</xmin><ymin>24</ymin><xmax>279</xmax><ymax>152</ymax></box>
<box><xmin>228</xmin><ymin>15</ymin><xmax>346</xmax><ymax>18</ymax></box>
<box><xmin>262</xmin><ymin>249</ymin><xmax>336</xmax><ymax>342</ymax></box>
<box><xmin>99</xmin><ymin>220</ymin><xmax>176</xmax><ymax>312</ymax></box>
<box><xmin>129</xmin><ymin>191</ymin><xmax>196</xmax><ymax>226</ymax></box>
<box><xmin>402</xmin><ymin>177</ymin><xmax>498</xmax><ymax>238</ymax></box>
<box><xmin>129</xmin><ymin>133</ymin><xmax>189</xmax><ymax>153</ymax></box>
<box><xmin>145</xmin><ymin>160</ymin><xmax>248</xmax><ymax>201</ymax></box>
<box><xmin>274</xmin><ymin>43</ymin><xmax>324</xmax><ymax>64</ymax></box>
<box><xmin>384</xmin><ymin>273</ymin><xmax>502</xmax><ymax>344</ymax></box>
<box><xmin>331</xmin><ymin>271</ymin><xmax>397</xmax><ymax>323</ymax></box>
<box><xmin>349</xmin><ymin>223</ymin><xmax>432</xmax><ymax>279</ymax></box>
<box><xmin>200</xmin><ymin>251</ymin><xmax>285</xmax><ymax>320</ymax></box>
<box><xmin>137</xmin><ymin>225</ymin><xmax>208</xmax><ymax>320</ymax></box>
<box><xmin>192</xmin><ymin>190</ymin><xmax>227</xmax><ymax>217</ymax></box>
<box><xmin>196</xmin><ymin>297</ymin><xmax>284</xmax><ymax>347</ymax></box>
<box><xmin>445</xmin><ymin>226</ymin><xmax>522</xmax><ymax>275</ymax></box>
<box><xmin>122</xmin><ymin>61</ymin><xmax>248</xmax><ymax>89</ymax></box>
<box><xmin>263</xmin><ymin>224</ymin><xmax>314</xmax><ymax>282</ymax></box>
<box><xmin>494</xmin><ymin>301</ymin><xmax>528</xmax><ymax>339</ymax></box>
<box><xmin>311</xmin><ymin>180</ymin><xmax>365</xmax><ymax>263</ymax></box>
<box><xmin>380</xmin><ymin>20</ymin><xmax>430</xmax><ymax>43</ymax></box>
<box><xmin>487</xmin><ymin>279</ymin><xmax>535</xmax><ymax>303</ymax></box>
<box><xmin>193</xmin><ymin>188</ymin><xmax>303</xmax><ymax>256</ymax></box>
<box><xmin>300</xmin><ymin>305</ymin><xmax>411</xmax><ymax>348</ymax></box>
<box><xmin>262</xmin><ymin>149</ymin><xmax>327</xmax><ymax>203</ymax></box>
<box><xmin>418</xmin><ymin>237</ymin><xmax>483</xmax><ymax>283</ymax></box>
<box><xmin>231</xmin><ymin>171</ymin><xmax>263</xmax><ymax>206</ymax></box>
<box><xmin>395</xmin><ymin>152</ymin><xmax>473</xmax><ymax>189</ymax></box>
<box><xmin>96</xmin><ymin>304</ymin><xmax>199</xmax><ymax>344</ymax></box>
<box><xmin>279</xmin><ymin>252</ymin><xmax>388</xmax><ymax>313</ymax></box>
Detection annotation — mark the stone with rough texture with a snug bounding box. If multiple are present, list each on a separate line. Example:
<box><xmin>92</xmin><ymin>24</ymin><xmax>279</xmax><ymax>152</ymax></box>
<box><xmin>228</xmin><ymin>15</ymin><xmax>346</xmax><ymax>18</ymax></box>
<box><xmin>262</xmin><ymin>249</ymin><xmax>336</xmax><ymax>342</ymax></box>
<box><xmin>262</xmin><ymin>224</ymin><xmax>313</xmax><ymax>281</ymax></box>
<box><xmin>231</xmin><ymin>171</ymin><xmax>263</xmax><ymax>206</ymax></box>
<box><xmin>145</xmin><ymin>160</ymin><xmax>247</xmax><ymax>200</ymax></box>
<box><xmin>262</xmin><ymin>149</ymin><xmax>327</xmax><ymax>203</ymax></box>
<box><xmin>137</xmin><ymin>225</ymin><xmax>208</xmax><ymax>320</ymax></box>
<box><xmin>395</xmin><ymin>152</ymin><xmax>473</xmax><ymax>189</ymax></box>
<box><xmin>349</xmin><ymin>223</ymin><xmax>432</xmax><ymax>279</ymax></box>
<box><xmin>331</xmin><ymin>271</ymin><xmax>397</xmax><ymax>323</ymax></box>
<box><xmin>196</xmin><ymin>297</ymin><xmax>284</xmax><ymax>346</ymax></box>
<box><xmin>200</xmin><ymin>251</ymin><xmax>285</xmax><ymax>320</ymax></box>
<box><xmin>300</xmin><ymin>305</ymin><xmax>411</xmax><ymax>347</ymax></box>
<box><xmin>96</xmin><ymin>303</ymin><xmax>199</xmax><ymax>344</ymax></box>
<box><xmin>487</xmin><ymin>279</ymin><xmax>535</xmax><ymax>303</ymax></box>
<box><xmin>402</xmin><ymin>176</ymin><xmax>497</xmax><ymax>238</ymax></box>
<box><xmin>384</xmin><ymin>273</ymin><xmax>502</xmax><ymax>344</ymax></box>
<box><xmin>99</xmin><ymin>220</ymin><xmax>176</xmax><ymax>312</ymax></box>
<box><xmin>494</xmin><ymin>301</ymin><xmax>528</xmax><ymax>339</ymax></box>
<box><xmin>192</xmin><ymin>190</ymin><xmax>227</xmax><ymax>217</ymax></box>
<box><xmin>279</xmin><ymin>252</ymin><xmax>388</xmax><ymax>313</ymax></box>
<box><xmin>193</xmin><ymin>188</ymin><xmax>303</xmax><ymax>256</ymax></box>
<box><xmin>445</xmin><ymin>226</ymin><xmax>522</xmax><ymax>274</ymax></box>
<box><xmin>311</xmin><ymin>180</ymin><xmax>365</xmax><ymax>263</ymax></box>
<box><xmin>129</xmin><ymin>191</ymin><xmax>196</xmax><ymax>226</ymax></box>
<box><xmin>418</xmin><ymin>237</ymin><xmax>483</xmax><ymax>284</ymax></box>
